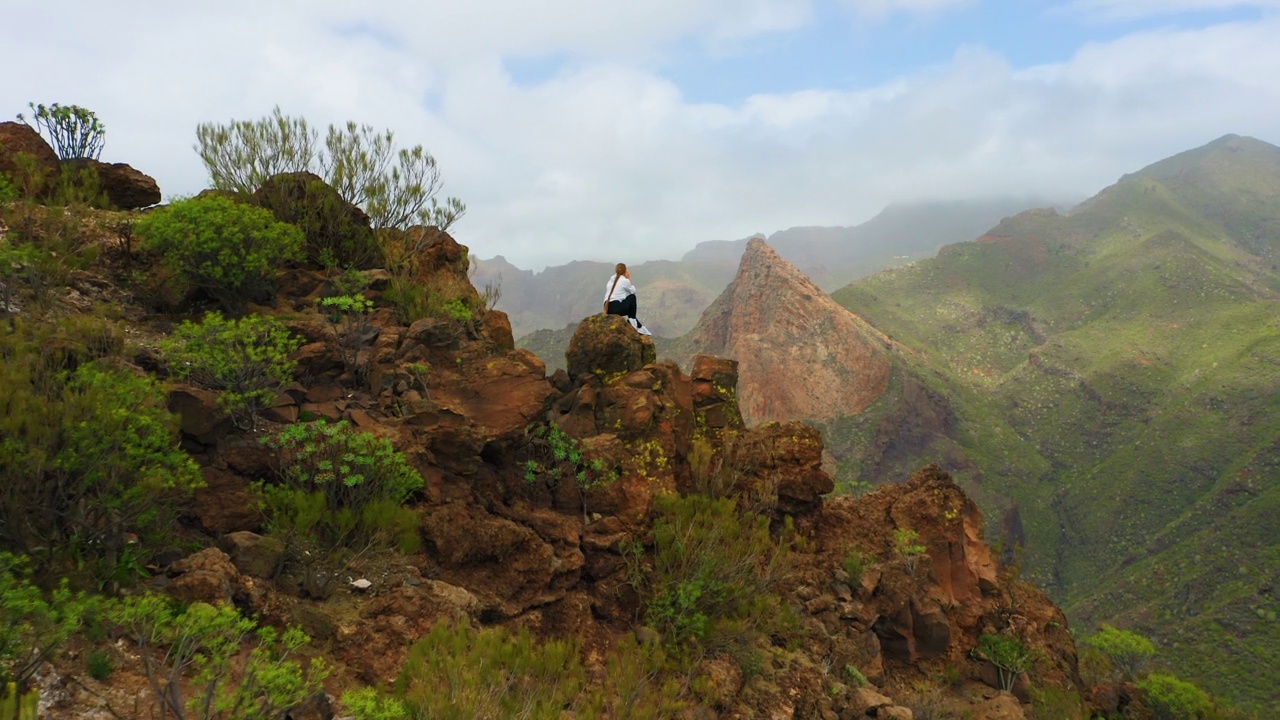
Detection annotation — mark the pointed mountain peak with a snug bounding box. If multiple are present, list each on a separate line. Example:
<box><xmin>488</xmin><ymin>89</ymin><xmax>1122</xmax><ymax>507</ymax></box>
<box><xmin>684</xmin><ymin>239</ymin><xmax>893</xmax><ymax>425</ymax></box>
<box><xmin>1118</xmin><ymin>133</ymin><xmax>1280</xmax><ymax>186</ymax></box>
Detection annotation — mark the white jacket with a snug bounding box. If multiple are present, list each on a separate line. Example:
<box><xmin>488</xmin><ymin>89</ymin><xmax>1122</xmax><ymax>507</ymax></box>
<box><xmin>603</xmin><ymin>274</ymin><xmax>636</xmax><ymax>304</ymax></box>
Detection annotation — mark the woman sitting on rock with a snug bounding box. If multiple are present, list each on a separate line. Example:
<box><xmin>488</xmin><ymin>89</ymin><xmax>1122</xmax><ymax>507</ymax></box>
<box><xmin>602</xmin><ymin>262</ymin><xmax>651</xmax><ymax>335</ymax></box>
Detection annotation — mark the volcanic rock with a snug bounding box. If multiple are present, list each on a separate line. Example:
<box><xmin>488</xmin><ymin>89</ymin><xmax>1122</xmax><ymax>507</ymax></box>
<box><xmin>0</xmin><ymin>121</ymin><xmax>59</xmax><ymax>188</ymax></box>
<box><xmin>62</xmin><ymin>158</ymin><xmax>161</xmax><ymax>208</ymax></box>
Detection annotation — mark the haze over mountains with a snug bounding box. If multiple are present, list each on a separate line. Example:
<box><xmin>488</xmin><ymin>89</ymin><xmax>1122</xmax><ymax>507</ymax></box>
<box><xmin>474</xmin><ymin>196</ymin><xmax>1050</xmax><ymax>341</ymax></box>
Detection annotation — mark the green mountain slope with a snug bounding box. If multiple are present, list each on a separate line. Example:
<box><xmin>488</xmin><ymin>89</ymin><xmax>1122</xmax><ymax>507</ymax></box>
<box><xmin>830</xmin><ymin>134</ymin><xmax>1280</xmax><ymax>714</ymax></box>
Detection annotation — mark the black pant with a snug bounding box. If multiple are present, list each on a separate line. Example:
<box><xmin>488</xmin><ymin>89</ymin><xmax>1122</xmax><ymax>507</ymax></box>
<box><xmin>607</xmin><ymin>294</ymin><xmax>638</xmax><ymax>322</ymax></box>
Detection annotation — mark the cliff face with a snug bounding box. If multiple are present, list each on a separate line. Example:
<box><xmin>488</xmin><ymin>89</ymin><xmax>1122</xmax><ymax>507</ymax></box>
<box><xmin>682</xmin><ymin>238</ymin><xmax>895</xmax><ymax>425</ymax></box>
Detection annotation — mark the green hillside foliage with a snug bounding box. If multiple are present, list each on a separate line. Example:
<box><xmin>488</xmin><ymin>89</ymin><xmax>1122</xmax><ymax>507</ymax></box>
<box><xmin>830</xmin><ymin>134</ymin><xmax>1280</xmax><ymax>714</ymax></box>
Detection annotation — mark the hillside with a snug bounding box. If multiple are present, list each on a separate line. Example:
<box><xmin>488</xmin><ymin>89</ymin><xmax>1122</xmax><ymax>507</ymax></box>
<box><xmin>828</xmin><ymin>134</ymin><xmax>1280</xmax><ymax>713</ymax></box>
<box><xmin>0</xmin><ymin>121</ymin><xmax>1115</xmax><ymax>719</ymax></box>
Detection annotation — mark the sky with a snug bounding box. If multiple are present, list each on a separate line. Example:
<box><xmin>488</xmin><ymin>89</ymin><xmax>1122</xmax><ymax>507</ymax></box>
<box><xmin>6</xmin><ymin>0</ymin><xmax>1280</xmax><ymax>269</ymax></box>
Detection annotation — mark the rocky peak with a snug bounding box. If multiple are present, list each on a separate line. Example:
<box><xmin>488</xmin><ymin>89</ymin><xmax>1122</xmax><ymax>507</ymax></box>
<box><xmin>683</xmin><ymin>237</ymin><xmax>894</xmax><ymax>425</ymax></box>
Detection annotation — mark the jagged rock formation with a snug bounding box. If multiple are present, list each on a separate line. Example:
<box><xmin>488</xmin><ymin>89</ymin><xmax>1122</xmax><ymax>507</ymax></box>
<box><xmin>0</xmin><ymin>121</ymin><xmax>60</xmax><ymax>183</ymax></box>
<box><xmin>681</xmin><ymin>238</ymin><xmax>895</xmax><ymax>425</ymax></box>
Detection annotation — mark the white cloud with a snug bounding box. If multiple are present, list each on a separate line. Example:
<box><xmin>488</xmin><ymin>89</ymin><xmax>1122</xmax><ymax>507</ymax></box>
<box><xmin>5</xmin><ymin>2</ymin><xmax>1280</xmax><ymax>269</ymax></box>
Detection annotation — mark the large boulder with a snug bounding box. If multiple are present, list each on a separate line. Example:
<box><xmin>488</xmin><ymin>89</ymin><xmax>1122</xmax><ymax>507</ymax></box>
<box><xmin>61</xmin><ymin>158</ymin><xmax>161</xmax><ymax>208</ymax></box>
<box><xmin>565</xmin><ymin>314</ymin><xmax>656</xmax><ymax>382</ymax></box>
<box><xmin>0</xmin><ymin>121</ymin><xmax>59</xmax><ymax>190</ymax></box>
<box><xmin>253</xmin><ymin>171</ymin><xmax>380</xmax><ymax>269</ymax></box>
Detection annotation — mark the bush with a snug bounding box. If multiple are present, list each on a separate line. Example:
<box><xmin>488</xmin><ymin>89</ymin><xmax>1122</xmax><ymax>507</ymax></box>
<box><xmin>17</xmin><ymin>103</ymin><xmax>105</xmax><ymax>160</ymax></box>
<box><xmin>1138</xmin><ymin>673</ymin><xmax>1213</xmax><ymax>720</ymax></box>
<box><xmin>973</xmin><ymin>633</ymin><xmax>1034</xmax><ymax>692</ymax></box>
<box><xmin>521</xmin><ymin>423</ymin><xmax>616</xmax><ymax>519</ymax></box>
<box><xmin>0</xmin><ymin>553</ymin><xmax>88</xmax><ymax>698</ymax></box>
<box><xmin>196</xmin><ymin>108</ymin><xmax>465</xmax><ymax>230</ymax></box>
<box><xmin>112</xmin><ymin>593</ymin><xmax>328</xmax><ymax>720</ymax></box>
<box><xmin>340</xmin><ymin>688</ymin><xmax>408</xmax><ymax>720</ymax></box>
<box><xmin>256</xmin><ymin>421</ymin><xmax>423</xmax><ymax>552</ymax></box>
<box><xmin>319</xmin><ymin>293</ymin><xmax>374</xmax><ymax>378</ymax></box>
<box><xmin>135</xmin><ymin>195</ymin><xmax>304</xmax><ymax>313</ymax></box>
<box><xmin>632</xmin><ymin>494</ymin><xmax>794</xmax><ymax>660</ymax></box>
<box><xmin>395</xmin><ymin>621</ymin><xmax>584</xmax><ymax>720</ymax></box>
<box><xmin>1082</xmin><ymin>624</ymin><xmax>1156</xmax><ymax>681</ymax></box>
<box><xmin>0</xmin><ymin>318</ymin><xmax>202</xmax><ymax>579</ymax></box>
<box><xmin>893</xmin><ymin>527</ymin><xmax>928</xmax><ymax>579</ymax></box>
<box><xmin>161</xmin><ymin>311</ymin><xmax>300</xmax><ymax>428</ymax></box>
<box><xmin>841</xmin><ymin>546</ymin><xmax>872</xmax><ymax>587</ymax></box>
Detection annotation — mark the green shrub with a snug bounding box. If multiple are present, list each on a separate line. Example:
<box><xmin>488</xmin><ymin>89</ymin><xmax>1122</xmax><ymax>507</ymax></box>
<box><xmin>0</xmin><ymin>173</ymin><xmax>18</xmax><ymax>203</ymax></box>
<box><xmin>86</xmin><ymin>648</ymin><xmax>113</xmax><ymax>681</ymax></box>
<box><xmin>256</xmin><ymin>421</ymin><xmax>423</xmax><ymax>552</ymax></box>
<box><xmin>0</xmin><ymin>318</ymin><xmax>202</xmax><ymax>578</ymax></box>
<box><xmin>1082</xmin><ymin>624</ymin><xmax>1156</xmax><ymax>681</ymax></box>
<box><xmin>522</xmin><ymin>423</ymin><xmax>616</xmax><ymax>519</ymax></box>
<box><xmin>1138</xmin><ymin>673</ymin><xmax>1213</xmax><ymax>720</ymax></box>
<box><xmin>161</xmin><ymin>311</ymin><xmax>300</xmax><ymax>428</ymax></box>
<box><xmin>319</xmin><ymin>293</ymin><xmax>374</xmax><ymax>378</ymax></box>
<box><xmin>17</xmin><ymin>102</ymin><xmax>105</xmax><ymax>160</ymax></box>
<box><xmin>112</xmin><ymin>593</ymin><xmax>328</xmax><ymax>720</ymax></box>
<box><xmin>395</xmin><ymin>621</ymin><xmax>584</xmax><ymax>720</ymax></box>
<box><xmin>384</xmin><ymin>275</ymin><xmax>477</xmax><ymax>325</ymax></box>
<box><xmin>633</xmin><ymin>494</ymin><xmax>793</xmax><ymax>660</ymax></box>
<box><xmin>1030</xmin><ymin>685</ymin><xmax>1087</xmax><ymax>720</ymax></box>
<box><xmin>973</xmin><ymin>633</ymin><xmax>1035</xmax><ymax>692</ymax></box>
<box><xmin>135</xmin><ymin>195</ymin><xmax>303</xmax><ymax>313</ymax></box>
<box><xmin>195</xmin><ymin>108</ymin><xmax>465</xmax><ymax>230</ymax></box>
<box><xmin>340</xmin><ymin>688</ymin><xmax>408</xmax><ymax>720</ymax></box>
<box><xmin>841</xmin><ymin>546</ymin><xmax>872</xmax><ymax>586</ymax></box>
<box><xmin>0</xmin><ymin>553</ymin><xmax>88</xmax><ymax>697</ymax></box>
<box><xmin>893</xmin><ymin>527</ymin><xmax>928</xmax><ymax>579</ymax></box>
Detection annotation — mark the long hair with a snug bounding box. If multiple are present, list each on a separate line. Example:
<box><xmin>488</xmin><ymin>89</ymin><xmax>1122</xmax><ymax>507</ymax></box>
<box><xmin>615</xmin><ymin>262</ymin><xmax>627</xmax><ymax>276</ymax></box>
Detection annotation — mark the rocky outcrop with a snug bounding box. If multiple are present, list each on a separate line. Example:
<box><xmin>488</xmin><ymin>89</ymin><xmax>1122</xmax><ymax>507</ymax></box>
<box><xmin>62</xmin><ymin>158</ymin><xmax>161</xmax><ymax>208</ymax></box>
<box><xmin>0</xmin><ymin>121</ymin><xmax>59</xmax><ymax>189</ymax></box>
<box><xmin>254</xmin><ymin>171</ymin><xmax>380</xmax><ymax>269</ymax></box>
<box><xmin>683</xmin><ymin>238</ymin><xmax>895</xmax><ymax>425</ymax></box>
<box><xmin>564</xmin><ymin>313</ymin><xmax>656</xmax><ymax>382</ymax></box>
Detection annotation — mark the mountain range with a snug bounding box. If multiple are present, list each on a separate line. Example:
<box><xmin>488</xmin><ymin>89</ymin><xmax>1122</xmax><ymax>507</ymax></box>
<box><xmin>666</xmin><ymin>133</ymin><xmax>1278</xmax><ymax>713</ymax></box>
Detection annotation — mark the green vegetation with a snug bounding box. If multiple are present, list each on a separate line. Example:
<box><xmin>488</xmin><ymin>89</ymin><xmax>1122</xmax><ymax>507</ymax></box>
<box><xmin>1138</xmin><ymin>672</ymin><xmax>1214</xmax><ymax>720</ymax></box>
<box><xmin>253</xmin><ymin>171</ymin><xmax>383</xmax><ymax>269</ymax></box>
<box><xmin>0</xmin><ymin>553</ymin><xmax>87</xmax><ymax>703</ymax></box>
<box><xmin>1082</xmin><ymin>625</ymin><xmax>1157</xmax><ymax>681</ymax></box>
<box><xmin>320</xmin><ymin>292</ymin><xmax>374</xmax><ymax>377</ymax></box>
<box><xmin>17</xmin><ymin>102</ymin><xmax>105</xmax><ymax>160</ymax></box>
<box><xmin>841</xmin><ymin>546</ymin><xmax>872</xmax><ymax>586</ymax></box>
<box><xmin>195</xmin><ymin>107</ymin><xmax>465</xmax><ymax>230</ymax></box>
<box><xmin>0</xmin><ymin>318</ymin><xmax>201</xmax><ymax>579</ymax></box>
<box><xmin>973</xmin><ymin>633</ymin><xmax>1035</xmax><ymax>693</ymax></box>
<box><xmin>161</xmin><ymin>311</ymin><xmax>300</xmax><ymax>428</ymax></box>
<box><xmin>135</xmin><ymin>195</ymin><xmax>304</xmax><ymax>313</ymax></box>
<box><xmin>892</xmin><ymin>527</ymin><xmax>927</xmax><ymax>579</ymax></box>
<box><xmin>256</xmin><ymin>420</ymin><xmax>423</xmax><ymax>553</ymax></box>
<box><xmin>347</xmin><ymin>622</ymin><xmax>684</xmax><ymax>720</ymax></box>
<box><xmin>522</xmin><ymin>423</ymin><xmax>616</xmax><ymax>519</ymax></box>
<box><xmin>631</xmin><ymin>494</ymin><xmax>793</xmax><ymax>662</ymax></box>
<box><xmin>829</xmin><ymin>136</ymin><xmax>1280</xmax><ymax>711</ymax></box>
<box><xmin>112</xmin><ymin>593</ymin><xmax>327</xmax><ymax>720</ymax></box>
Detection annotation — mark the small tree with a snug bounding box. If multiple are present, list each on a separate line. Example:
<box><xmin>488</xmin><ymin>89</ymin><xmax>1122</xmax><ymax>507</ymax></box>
<box><xmin>136</xmin><ymin>195</ymin><xmax>304</xmax><ymax>314</ymax></box>
<box><xmin>973</xmin><ymin>633</ymin><xmax>1035</xmax><ymax>692</ymax></box>
<box><xmin>1137</xmin><ymin>673</ymin><xmax>1213</xmax><ymax>720</ymax></box>
<box><xmin>893</xmin><ymin>527</ymin><xmax>928</xmax><ymax>579</ymax></box>
<box><xmin>194</xmin><ymin>107</ymin><xmax>317</xmax><ymax>195</ymax></box>
<box><xmin>112</xmin><ymin>594</ymin><xmax>328</xmax><ymax>720</ymax></box>
<box><xmin>161</xmin><ymin>311</ymin><xmax>300</xmax><ymax>428</ymax></box>
<box><xmin>0</xmin><ymin>554</ymin><xmax>88</xmax><ymax>710</ymax></box>
<box><xmin>17</xmin><ymin>103</ymin><xmax>105</xmax><ymax>160</ymax></box>
<box><xmin>1083</xmin><ymin>625</ymin><xmax>1156</xmax><ymax>681</ymax></box>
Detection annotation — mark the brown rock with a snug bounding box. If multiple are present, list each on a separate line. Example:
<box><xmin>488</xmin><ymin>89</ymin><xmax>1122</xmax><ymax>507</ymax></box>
<box><xmin>0</xmin><ymin>121</ymin><xmax>59</xmax><ymax>190</ymax></box>
<box><xmin>973</xmin><ymin>692</ymin><xmax>1026</xmax><ymax>720</ymax></box>
<box><xmin>61</xmin><ymin>158</ymin><xmax>160</xmax><ymax>208</ymax></box>
<box><xmin>565</xmin><ymin>314</ymin><xmax>656</xmax><ymax>382</ymax></box>
<box><xmin>167</xmin><ymin>384</ymin><xmax>231</xmax><ymax>442</ymax></box>
<box><xmin>253</xmin><ymin>171</ymin><xmax>380</xmax><ymax>269</ymax></box>
<box><xmin>482</xmin><ymin>309</ymin><xmax>516</xmax><ymax>351</ymax></box>
<box><xmin>682</xmin><ymin>238</ymin><xmax>893</xmax><ymax>425</ymax></box>
<box><xmin>192</xmin><ymin>467</ymin><xmax>259</xmax><ymax>534</ymax></box>
<box><xmin>166</xmin><ymin>548</ymin><xmax>242</xmax><ymax>604</ymax></box>
<box><xmin>218</xmin><ymin>531</ymin><xmax>284</xmax><ymax>578</ymax></box>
